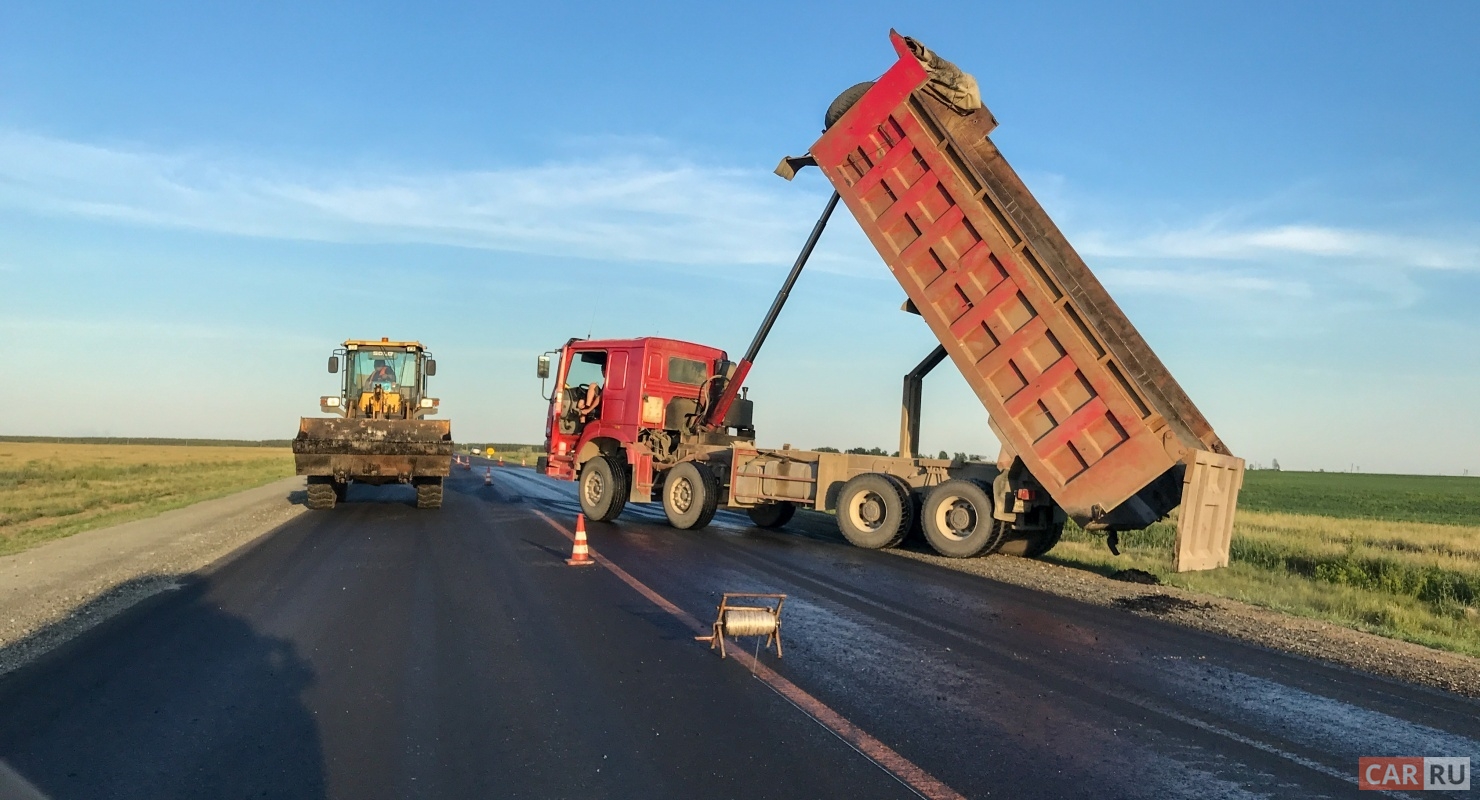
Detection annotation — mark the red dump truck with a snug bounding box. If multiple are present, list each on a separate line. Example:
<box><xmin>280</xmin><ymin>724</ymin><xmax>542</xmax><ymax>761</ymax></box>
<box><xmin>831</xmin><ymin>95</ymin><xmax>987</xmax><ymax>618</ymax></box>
<box><xmin>538</xmin><ymin>32</ymin><xmax>1243</xmax><ymax>571</ymax></box>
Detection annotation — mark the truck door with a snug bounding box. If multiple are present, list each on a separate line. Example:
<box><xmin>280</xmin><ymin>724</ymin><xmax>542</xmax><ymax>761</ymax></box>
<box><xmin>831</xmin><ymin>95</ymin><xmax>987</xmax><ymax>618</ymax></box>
<box><xmin>603</xmin><ymin>351</ymin><xmax>628</xmax><ymax>424</ymax></box>
<box><xmin>562</xmin><ymin>350</ymin><xmax>608</xmax><ymax>430</ymax></box>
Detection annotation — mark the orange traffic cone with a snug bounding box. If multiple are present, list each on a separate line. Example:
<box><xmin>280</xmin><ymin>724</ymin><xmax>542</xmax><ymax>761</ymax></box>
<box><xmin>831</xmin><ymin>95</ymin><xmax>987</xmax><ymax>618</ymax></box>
<box><xmin>484</xmin><ymin>466</ymin><xmax>492</xmax><ymax>485</ymax></box>
<box><xmin>566</xmin><ymin>514</ymin><xmax>595</xmax><ymax>566</ymax></box>
<box><xmin>498</xmin><ymin>456</ymin><xmax>504</xmax><ymax>467</ymax></box>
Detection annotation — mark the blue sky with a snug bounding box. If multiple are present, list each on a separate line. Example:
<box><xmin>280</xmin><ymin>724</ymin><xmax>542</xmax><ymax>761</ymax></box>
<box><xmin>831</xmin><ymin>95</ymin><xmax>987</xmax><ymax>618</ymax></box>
<box><xmin>2</xmin><ymin>1</ymin><xmax>1477</xmax><ymax>475</ymax></box>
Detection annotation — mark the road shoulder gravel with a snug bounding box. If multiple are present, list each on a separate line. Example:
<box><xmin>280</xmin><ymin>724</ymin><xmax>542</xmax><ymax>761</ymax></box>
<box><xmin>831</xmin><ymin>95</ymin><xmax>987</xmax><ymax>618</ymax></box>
<box><xmin>788</xmin><ymin>510</ymin><xmax>1480</xmax><ymax>699</ymax></box>
<box><xmin>0</xmin><ymin>476</ymin><xmax>307</xmax><ymax>676</ymax></box>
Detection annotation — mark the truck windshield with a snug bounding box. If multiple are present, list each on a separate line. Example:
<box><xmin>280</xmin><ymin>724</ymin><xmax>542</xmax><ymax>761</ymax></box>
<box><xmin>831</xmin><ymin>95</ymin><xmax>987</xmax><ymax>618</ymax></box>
<box><xmin>349</xmin><ymin>350</ymin><xmax>417</xmax><ymax>393</ymax></box>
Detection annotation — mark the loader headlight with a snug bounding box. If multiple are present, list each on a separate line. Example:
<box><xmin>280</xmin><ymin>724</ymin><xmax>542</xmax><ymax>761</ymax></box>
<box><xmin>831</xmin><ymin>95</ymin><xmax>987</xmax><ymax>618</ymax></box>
<box><xmin>420</xmin><ymin>398</ymin><xmax>435</xmax><ymax>408</ymax></box>
<box><xmin>322</xmin><ymin>396</ymin><xmax>341</xmax><ymax>407</ymax></box>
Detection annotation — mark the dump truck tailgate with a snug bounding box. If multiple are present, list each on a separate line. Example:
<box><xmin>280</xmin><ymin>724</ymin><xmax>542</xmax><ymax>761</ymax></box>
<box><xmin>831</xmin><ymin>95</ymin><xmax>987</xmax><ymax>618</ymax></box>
<box><xmin>809</xmin><ymin>32</ymin><xmax>1241</xmax><ymax>531</ymax></box>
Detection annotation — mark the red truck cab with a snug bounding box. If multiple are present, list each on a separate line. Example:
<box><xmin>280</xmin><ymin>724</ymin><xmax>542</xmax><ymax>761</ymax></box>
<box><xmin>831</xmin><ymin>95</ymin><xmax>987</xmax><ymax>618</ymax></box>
<box><xmin>539</xmin><ymin>337</ymin><xmax>755</xmax><ymax>520</ymax></box>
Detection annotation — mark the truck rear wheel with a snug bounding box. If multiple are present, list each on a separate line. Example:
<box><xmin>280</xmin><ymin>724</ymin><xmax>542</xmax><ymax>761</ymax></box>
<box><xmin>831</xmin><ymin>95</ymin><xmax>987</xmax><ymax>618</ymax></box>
<box><xmin>415</xmin><ymin>477</ymin><xmax>443</xmax><ymax>509</ymax></box>
<box><xmin>836</xmin><ymin>473</ymin><xmax>913</xmax><ymax>549</ymax></box>
<box><xmin>306</xmin><ymin>477</ymin><xmax>337</xmax><ymax>510</ymax></box>
<box><xmin>922</xmin><ymin>480</ymin><xmax>1008</xmax><ymax>558</ymax></box>
<box><xmin>579</xmin><ymin>455</ymin><xmax>629</xmax><ymax>522</ymax></box>
<box><xmin>746</xmin><ymin>503</ymin><xmax>796</xmax><ymax>529</ymax></box>
<box><xmin>996</xmin><ymin>523</ymin><xmax>1064</xmax><ymax>558</ymax></box>
<box><xmin>663</xmin><ymin>461</ymin><xmax>719</xmax><ymax>530</ymax></box>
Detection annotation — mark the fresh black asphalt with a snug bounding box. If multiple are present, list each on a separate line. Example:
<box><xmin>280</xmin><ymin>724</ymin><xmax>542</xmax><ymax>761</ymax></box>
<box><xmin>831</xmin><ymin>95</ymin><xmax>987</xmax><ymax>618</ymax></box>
<box><xmin>0</xmin><ymin>463</ymin><xmax>1475</xmax><ymax>799</ymax></box>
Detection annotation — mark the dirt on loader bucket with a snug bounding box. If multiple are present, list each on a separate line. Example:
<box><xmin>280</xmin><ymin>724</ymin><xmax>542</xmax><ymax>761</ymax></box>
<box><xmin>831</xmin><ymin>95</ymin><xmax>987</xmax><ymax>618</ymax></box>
<box><xmin>292</xmin><ymin>417</ymin><xmax>453</xmax><ymax>484</ymax></box>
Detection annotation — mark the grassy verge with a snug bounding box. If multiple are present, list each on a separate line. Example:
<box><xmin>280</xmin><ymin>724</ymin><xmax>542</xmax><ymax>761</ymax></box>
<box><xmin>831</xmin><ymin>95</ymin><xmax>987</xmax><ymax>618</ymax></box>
<box><xmin>1045</xmin><ymin>471</ymin><xmax>1480</xmax><ymax>656</ymax></box>
<box><xmin>0</xmin><ymin>442</ymin><xmax>295</xmax><ymax>556</ymax></box>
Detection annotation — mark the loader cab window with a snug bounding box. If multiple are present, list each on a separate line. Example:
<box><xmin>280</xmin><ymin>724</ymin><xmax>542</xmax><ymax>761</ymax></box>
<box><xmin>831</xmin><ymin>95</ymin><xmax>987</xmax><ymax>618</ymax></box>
<box><xmin>349</xmin><ymin>350</ymin><xmax>416</xmax><ymax>393</ymax></box>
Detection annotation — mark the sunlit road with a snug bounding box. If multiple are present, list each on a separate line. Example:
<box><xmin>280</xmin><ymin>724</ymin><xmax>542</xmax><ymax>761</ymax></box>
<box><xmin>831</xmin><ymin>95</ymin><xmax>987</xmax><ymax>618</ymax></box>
<box><xmin>0</xmin><ymin>463</ymin><xmax>1475</xmax><ymax>799</ymax></box>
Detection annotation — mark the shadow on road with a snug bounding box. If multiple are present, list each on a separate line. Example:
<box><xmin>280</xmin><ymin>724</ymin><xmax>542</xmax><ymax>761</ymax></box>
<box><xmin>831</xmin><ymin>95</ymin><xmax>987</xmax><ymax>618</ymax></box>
<box><xmin>0</xmin><ymin>575</ymin><xmax>325</xmax><ymax>799</ymax></box>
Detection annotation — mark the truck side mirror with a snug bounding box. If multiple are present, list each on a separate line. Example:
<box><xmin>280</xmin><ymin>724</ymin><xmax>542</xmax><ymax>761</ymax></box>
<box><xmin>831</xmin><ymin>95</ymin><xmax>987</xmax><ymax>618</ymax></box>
<box><xmin>537</xmin><ymin>355</ymin><xmax>551</xmax><ymax>380</ymax></box>
<box><xmin>327</xmin><ymin>356</ymin><xmax>339</xmax><ymax>374</ymax></box>
<box><xmin>426</xmin><ymin>359</ymin><xmax>437</xmax><ymax>377</ymax></box>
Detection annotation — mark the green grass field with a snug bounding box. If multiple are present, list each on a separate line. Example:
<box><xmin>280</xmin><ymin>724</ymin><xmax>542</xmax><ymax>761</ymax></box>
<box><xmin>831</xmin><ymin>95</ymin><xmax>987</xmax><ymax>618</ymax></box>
<box><xmin>1046</xmin><ymin>470</ymin><xmax>1480</xmax><ymax>657</ymax></box>
<box><xmin>1237</xmin><ymin>469</ymin><xmax>1480</xmax><ymax>526</ymax></box>
<box><xmin>0</xmin><ymin>442</ymin><xmax>294</xmax><ymax>557</ymax></box>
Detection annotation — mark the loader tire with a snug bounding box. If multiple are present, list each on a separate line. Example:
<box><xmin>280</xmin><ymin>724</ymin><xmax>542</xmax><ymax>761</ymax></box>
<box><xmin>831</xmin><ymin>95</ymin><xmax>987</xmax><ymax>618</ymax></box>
<box><xmin>996</xmin><ymin>523</ymin><xmax>1064</xmax><ymax>559</ymax></box>
<box><xmin>835</xmin><ymin>473</ymin><xmax>913</xmax><ymax>549</ymax></box>
<box><xmin>579</xmin><ymin>455</ymin><xmax>629</xmax><ymax>522</ymax></box>
<box><xmin>415</xmin><ymin>477</ymin><xmax>444</xmax><ymax>509</ymax></box>
<box><xmin>663</xmin><ymin>461</ymin><xmax>719</xmax><ymax>531</ymax></box>
<box><xmin>306</xmin><ymin>477</ymin><xmax>337</xmax><ymax>510</ymax></box>
<box><xmin>922</xmin><ymin>480</ymin><xmax>1008</xmax><ymax>558</ymax></box>
<box><xmin>825</xmin><ymin>81</ymin><xmax>875</xmax><ymax>129</ymax></box>
<box><xmin>746</xmin><ymin>503</ymin><xmax>796</xmax><ymax>529</ymax></box>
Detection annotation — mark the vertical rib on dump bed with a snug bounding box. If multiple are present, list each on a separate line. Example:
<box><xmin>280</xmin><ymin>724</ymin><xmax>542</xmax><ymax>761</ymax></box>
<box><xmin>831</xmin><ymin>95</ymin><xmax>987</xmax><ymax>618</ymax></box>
<box><xmin>808</xmin><ymin>32</ymin><xmax>1242</xmax><ymax>552</ymax></box>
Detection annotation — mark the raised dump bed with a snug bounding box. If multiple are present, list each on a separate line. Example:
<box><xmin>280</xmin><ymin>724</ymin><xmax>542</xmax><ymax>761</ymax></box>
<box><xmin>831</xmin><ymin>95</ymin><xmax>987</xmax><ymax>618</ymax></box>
<box><xmin>801</xmin><ymin>32</ymin><xmax>1243</xmax><ymax>569</ymax></box>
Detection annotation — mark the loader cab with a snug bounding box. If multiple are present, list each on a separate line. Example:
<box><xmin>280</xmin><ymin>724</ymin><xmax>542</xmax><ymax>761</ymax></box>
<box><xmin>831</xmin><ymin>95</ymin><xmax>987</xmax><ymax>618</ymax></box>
<box><xmin>325</xmin><ymin>338</ymin><xmax>440</xmax><ymax>420</ymax></box>
<box><xmin>539</xmin><ymin>337</ymin><xmax>753</xmax><ymax>481</ymax></box>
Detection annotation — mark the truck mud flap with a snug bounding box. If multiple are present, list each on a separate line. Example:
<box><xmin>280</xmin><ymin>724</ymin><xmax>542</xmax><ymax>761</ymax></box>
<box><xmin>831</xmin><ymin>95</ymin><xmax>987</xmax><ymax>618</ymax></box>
<box><xmin>1173</xmin><ymin>451</ymin><xmax>1245</xmax><ymax>572</ymax></box>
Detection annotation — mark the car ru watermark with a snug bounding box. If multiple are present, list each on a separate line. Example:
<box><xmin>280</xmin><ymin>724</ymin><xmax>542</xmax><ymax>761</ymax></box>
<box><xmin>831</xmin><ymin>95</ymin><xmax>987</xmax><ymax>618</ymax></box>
<box><xmin>1360</xmin><ymin>757</ymin><xmax>1470</xmax><ymax>791</ymax></box>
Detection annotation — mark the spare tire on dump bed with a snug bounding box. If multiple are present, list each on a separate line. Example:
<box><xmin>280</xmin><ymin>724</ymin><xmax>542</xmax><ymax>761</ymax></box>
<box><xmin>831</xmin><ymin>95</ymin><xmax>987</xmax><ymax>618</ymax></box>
<box><xmin>825</xmin><ymin>81</ymin><xmax>875</xmax><ymax>129</ymax></box>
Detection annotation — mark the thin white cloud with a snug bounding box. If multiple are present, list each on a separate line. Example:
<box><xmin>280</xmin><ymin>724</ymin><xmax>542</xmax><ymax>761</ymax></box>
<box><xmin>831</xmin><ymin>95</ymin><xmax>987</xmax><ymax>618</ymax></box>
<box><xmin>0</xmin><ymin>130</ymin><xmax>874</xmax><ymax>271</ymax></box>
<box><xmin>3</xmin><ymin>129</ymin><xmax>1475</xmax><ymax>299</ymax></box>
<box><xmin>1078</xmin><ymin>221</ymin><xmax>1479</xmax><ymax>271</ymax></box>
<box><xmin>1098</xmin><ymin>267</ymin><xmax>1312</xmax><ymax>298</ymax></box>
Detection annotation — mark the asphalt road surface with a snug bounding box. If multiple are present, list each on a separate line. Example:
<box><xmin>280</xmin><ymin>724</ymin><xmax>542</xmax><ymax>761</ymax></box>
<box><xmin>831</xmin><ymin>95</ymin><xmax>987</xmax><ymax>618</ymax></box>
<box><xmin>1</xmin><ymin>463</ymin><xmax>1475</xmax><ymax>799</ymax></box>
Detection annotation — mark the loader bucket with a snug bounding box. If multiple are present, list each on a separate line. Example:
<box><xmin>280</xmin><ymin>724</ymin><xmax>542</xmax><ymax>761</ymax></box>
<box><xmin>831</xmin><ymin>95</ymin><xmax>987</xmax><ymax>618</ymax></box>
<box><xmin>293</xmin><ymin>417</ymin><xmax>453</xmax><ymax>484</ymax></box>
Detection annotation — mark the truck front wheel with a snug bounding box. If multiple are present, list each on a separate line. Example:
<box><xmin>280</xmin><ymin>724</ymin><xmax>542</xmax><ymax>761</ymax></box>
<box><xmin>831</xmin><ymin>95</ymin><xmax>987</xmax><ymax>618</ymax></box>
<box><xmin>579</xmin><ymin>455</ymin><xmax>629</xmax><ymax>522</ymax></box>
<box><xmin>835</xmin><ymin>473</ymin><xmax>912</xmax><ymax>549</ymax></box>
<box><xmin>662</xmin><ymin>462</ymin><xmax>719</xmax><ymax>530</ymax></box>
<box><xmin>921</xmin><ymin>480</ymin><xmax>1008</xmax><ymax>558</ymax></box>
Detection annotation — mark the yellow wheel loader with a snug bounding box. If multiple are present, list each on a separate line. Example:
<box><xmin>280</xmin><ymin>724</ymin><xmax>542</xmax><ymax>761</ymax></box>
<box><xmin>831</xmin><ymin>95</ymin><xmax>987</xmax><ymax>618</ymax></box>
<box><xmin>292</xmin><ymin>338</ymin><xmax>453</xmax><ymax>509</ymax></box>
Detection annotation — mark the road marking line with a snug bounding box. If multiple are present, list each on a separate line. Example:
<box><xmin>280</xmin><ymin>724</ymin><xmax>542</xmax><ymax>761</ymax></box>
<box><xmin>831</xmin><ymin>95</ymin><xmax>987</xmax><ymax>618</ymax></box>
<box><xmin>532</xmin><ymin>509</ymin><xmax>964</xmax><ymax>800</ymax></box>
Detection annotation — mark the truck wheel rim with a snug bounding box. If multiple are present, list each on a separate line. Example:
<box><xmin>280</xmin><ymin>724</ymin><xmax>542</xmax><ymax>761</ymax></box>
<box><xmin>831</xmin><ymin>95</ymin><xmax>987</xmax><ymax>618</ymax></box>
<box><xmin>671</xmin><ymin>478</ymin><xmax>693</xmax><ymax>513</ymax></box>
<box><xmin>934</xmin><ymin>495</ymin><xmax>978</xmax><ymax>541</ymax></box>
<box><xmin>583</xmin><ymin>471</ymin><xmax>605</xmax><ymax>505</ymax></box>
<box><xmin>848</xmin><ymin>491</ymin><xmax>886</xmax><ymax>532</ymax></box>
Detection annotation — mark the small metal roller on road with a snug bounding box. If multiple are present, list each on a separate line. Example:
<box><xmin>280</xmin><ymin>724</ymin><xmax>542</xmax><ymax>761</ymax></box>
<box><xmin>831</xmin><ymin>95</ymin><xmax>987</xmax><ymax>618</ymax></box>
<box><xmin>696</xmin><ymin>593</ymin><xmax>786</xmax><ymax>659</ymax></box>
